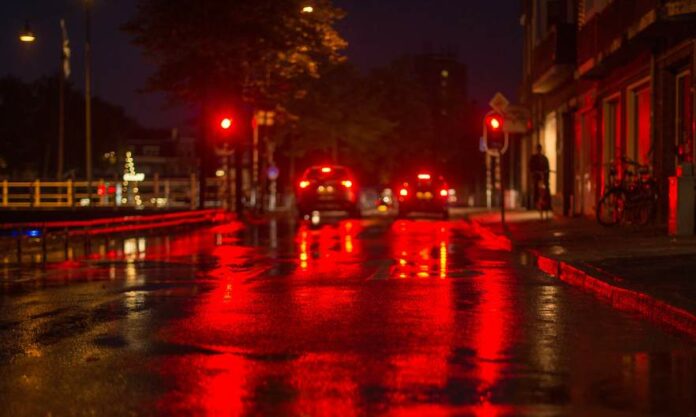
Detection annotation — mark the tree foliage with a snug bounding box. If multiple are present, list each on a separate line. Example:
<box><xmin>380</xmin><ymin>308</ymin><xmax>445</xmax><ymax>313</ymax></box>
<box><xmin>281</xmin><ymin>64</ymin><xmax>395</xmax><ymax>178</ymax></box>
<box><xmin>0</xmin><ymin>77</ymin><xmax>141</xmax><ymax>179</ymax></box>
<box><xmin>124</xmin><ymin>0</ymin><xmax>347</xmax><ymax>107</ymax></box>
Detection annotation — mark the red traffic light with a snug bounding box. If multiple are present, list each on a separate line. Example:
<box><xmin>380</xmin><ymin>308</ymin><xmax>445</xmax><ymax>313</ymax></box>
<box><xmin>220</xmin><ymin>117</ymin><xmax>233</xmax><ymax>130</ymax></box>
<box><xmin>486</xmin><ymin>114</ymin><xmax>503</xmax><ymax>131</ymax></box>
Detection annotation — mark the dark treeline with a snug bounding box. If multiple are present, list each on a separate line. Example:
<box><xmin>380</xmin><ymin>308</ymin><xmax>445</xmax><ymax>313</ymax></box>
<box><xmin>0</xmin><ymin>76</ymin><xmax>143</xmax><ymax>179</ymax></box>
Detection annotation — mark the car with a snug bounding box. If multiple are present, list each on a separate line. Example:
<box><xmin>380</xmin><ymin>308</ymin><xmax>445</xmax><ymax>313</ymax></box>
<box><xmin>296</xmin><ymin>165</ymin><xmax>360</xmax><ymax>218</ymax></box>
<box><xmin>396</xmin><ymin>173</ymin><xmax>450</xmax><ymax>219</ymax></box>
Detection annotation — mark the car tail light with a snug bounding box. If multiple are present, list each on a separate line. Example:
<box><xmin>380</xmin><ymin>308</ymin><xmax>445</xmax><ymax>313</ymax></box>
<box><xmin>321</xmin><ymin>167</ymin><xmax>332</xmax><ymax>173</ymax></box>
<box><xmin>341</xmin><ymin>180</ymin><xmax>353</xmax><ymax>188</ymax></box>
<box><xmin>417</xmin><ymin>173</ymin><xmax>431</xmax><ymax>180</ymax></box>
<box><xmin>299</xmin><ymin>180</ymin><xmax>310</xmax><ymax>189</ymax></box>
<box><xmin>440</xmin><ymin>189</ymin><xmax>448</xmax><ymax>197</ymax></box>
<box><xmin>399</xmin><ymin>188</ymin><xmax>408</xmax><ymax>197</ymax></box>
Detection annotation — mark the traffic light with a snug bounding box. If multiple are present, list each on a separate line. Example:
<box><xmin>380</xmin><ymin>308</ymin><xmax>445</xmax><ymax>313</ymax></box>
<box><xmin>483</xmin><ymin>111</ymin><xmax>507</xmax><ymax>154</ymax></box>
<box><xmin>220</xmin><ymin>117</ymin><xmax>233</xmax><ymax>130</ymax></box>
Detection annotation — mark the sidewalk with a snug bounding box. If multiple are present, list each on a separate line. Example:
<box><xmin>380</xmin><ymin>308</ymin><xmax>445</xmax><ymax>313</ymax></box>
<box><xmin>466</xmin><ymin>209</ymin><xmax>696</xmax><ymax>339</ymax></box>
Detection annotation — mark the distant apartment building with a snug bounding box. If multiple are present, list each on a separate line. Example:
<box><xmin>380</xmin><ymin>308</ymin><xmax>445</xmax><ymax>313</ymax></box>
<box><xmin>521</xmin><ymin>0</ymin><xmax>696</xmax><ymax>221</ymax></box>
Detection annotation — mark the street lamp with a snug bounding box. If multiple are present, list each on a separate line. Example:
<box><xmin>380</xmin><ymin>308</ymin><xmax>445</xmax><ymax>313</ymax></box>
<box><xmin>84</xmin><ymin>0</ymin><xmax>94</xmax><ymax>201</ymax></box>
<box><xmin>19</xmin><ymin>22</ymin><xmax>36</xmax><ymax>43</ymax></box>
<box><xmin>18</xmin><ymin>19</ymin><xmax>71</xmax><ymax>181</ymax></box>
<box><xmin>17</xmin><ymin>0</ymin><xmax>92</xmax><ymax>191</ymax></box>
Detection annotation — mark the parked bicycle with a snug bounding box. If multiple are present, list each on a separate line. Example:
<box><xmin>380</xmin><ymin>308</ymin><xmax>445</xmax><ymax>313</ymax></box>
<box><xmin>532</xmin><ymin>170</ymin><xmax>552</xmax><ymax>219</ymax></box>
<box><xmin>596</xmin><ymin>158</ymin><xmax>658</xmax><ymax>226</ymax></box>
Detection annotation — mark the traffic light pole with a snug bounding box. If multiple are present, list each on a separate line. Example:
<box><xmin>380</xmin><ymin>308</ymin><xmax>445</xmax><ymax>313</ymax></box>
<box><xmin>483</xmin><ymin>111</ymin><xmax>509</xmax><ymax>232</ymax></box>
<box><xmin>500</xmin><ymin>146</ymin><xmax>506</xmax><ymax>231</ymax></box>
<box><xmin>234</xmin><ymin>143</ymin><xmax>244</xmax><ymax>217</ymax></box>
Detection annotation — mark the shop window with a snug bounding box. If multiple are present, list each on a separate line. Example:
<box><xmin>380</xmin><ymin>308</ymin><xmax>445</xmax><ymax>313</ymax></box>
<box><xmin>627</xmin><ymin>83</ymin><xmax>652</xmax><ymax>166</ymax></box>
<box><xmin>543</xmin><ymin>112</ymin><xmax>558</xmax><ymax>195</ymax></box>
<box><xmin>602</xmin><ymin>96</ymin><xmax>621</xmax><ymax>190</ymax></box>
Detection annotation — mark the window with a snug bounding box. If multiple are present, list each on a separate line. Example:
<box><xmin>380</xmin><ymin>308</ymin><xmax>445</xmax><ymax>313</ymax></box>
<box><xmin>627</xmin><ymin>83</ymin><xmax>652</xmax><ymax>165</ymax></box>
<box><xmin>603</xmin><ymin>96</ymin><xmax>621</xmax><ymax>190</ymax></box>
<box><xmin>542</xmin><ymin>112</ymin><xmax>558</xmax><ymax>195</ymax></box>
<box><xmin>676</xmin><ymin>71</ymin><xmax>693</xmax><ymax>164</ymax></box>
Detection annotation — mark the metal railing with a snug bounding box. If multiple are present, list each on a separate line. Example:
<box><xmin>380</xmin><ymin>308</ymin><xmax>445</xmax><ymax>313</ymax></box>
<box><xmin>0</xmin><ymin>174</ymin><xmax>211</xmax><ymax>210</ymax></box>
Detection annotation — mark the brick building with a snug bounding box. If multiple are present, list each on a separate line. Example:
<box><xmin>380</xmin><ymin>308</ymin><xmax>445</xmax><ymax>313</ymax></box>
<box><xmin>520</xmin><ymin>0</ymin><xmax>696</xmax><ymax>223</ymax></box>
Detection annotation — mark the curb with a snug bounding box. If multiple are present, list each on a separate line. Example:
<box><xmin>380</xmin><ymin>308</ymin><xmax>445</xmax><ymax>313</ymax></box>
<box><xmin>470</xmin><ymin>219</ymin><xmax>696</xmax><ymax>340</ymax></box>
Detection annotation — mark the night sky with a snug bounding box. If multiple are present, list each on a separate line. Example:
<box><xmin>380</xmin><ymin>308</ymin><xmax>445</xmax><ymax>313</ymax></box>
<box><xmin>0</xmin><ymin>0</ymin><xmax>521</xmax><ymax>129</ymax></box>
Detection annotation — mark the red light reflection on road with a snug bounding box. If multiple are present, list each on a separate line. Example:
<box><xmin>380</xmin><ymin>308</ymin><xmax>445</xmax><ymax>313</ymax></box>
<box><xmin>472</xmin><ymin>266</ymin><xmax>513</xmax><ymax>416</ymax></box>
<box><xmin>390</xmin><ymin>220</ymin><xmax>450</xmax><ymax>279</ymax></box>
<box><xmin>295</xmin><ymin>220</ymin><xmax>363</xmax><ymax>275</ymax></box>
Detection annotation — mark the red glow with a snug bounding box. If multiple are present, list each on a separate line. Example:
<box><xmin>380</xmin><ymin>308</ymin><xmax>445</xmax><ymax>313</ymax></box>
<box><xmin>635</xmin><ymin>86</ymin><xmax>651</xmax><ymax>165</ymax></box>
<box><xmin>486</xmin><ymin>114</ymin><xmax>503</xmax><ymax>131</ymax></box>
<box><xmin>299</xmin><ymin>180</ymin><xmax>311</xmax><ymax>189</ymax></box>
<box><xmin>342</xmin><ymin>180</ymin><xmax>353</xmax><ymax>188</ymax></box>
<box><xmin>473</xmin><ymin>267</ymin><xmax>512</xmax><ymax>406</ymax></box>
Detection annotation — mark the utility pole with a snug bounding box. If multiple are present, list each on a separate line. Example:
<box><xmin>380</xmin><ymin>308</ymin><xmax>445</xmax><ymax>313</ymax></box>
<box><xmin>58</xmin><ymin>19</ymin><xmax>69</xmax><ymax>180</ymax></box>
<box><xmin>84</xmin><ymin>0</ymin><xmax>93</xmax><ymax>201</ymax></box>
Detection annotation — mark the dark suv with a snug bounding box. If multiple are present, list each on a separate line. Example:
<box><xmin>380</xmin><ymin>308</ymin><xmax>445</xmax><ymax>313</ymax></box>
<box><xmin>296</xmin><ymin>166</ymin><xmax>360</xmax><ymax>217</ymax></box>
<box><xmin>396</xmin><ymin>173</ymin><xmax>450</xmax><ymax>219</ymax></box>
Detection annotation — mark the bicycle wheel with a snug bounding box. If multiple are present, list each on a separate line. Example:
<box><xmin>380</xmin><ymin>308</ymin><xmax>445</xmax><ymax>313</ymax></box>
<box><xmin>597</xmin><ymin>189</ymin><xmax>625</xmax><ymax>226</ymax></box>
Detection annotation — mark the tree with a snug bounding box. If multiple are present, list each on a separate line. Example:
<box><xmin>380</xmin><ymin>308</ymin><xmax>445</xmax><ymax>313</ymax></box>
<box><xmin>366</xmin><ymin>57</ymin><xmax>437</xmax><ymax>181</ymax></box>
<box><xmin>0</xmin><ymin>76</ymin><xmax>142</xmax><ymax>179</ymax></box>
<box><xmin>124</xmin><ymin>0</ymin><xmax>347</xmax><ymax>108</ymax></box>
<box><xmin>278</xmin><ymin>64</ymin><xmax>395</xmax><ymax>182</ymax></box>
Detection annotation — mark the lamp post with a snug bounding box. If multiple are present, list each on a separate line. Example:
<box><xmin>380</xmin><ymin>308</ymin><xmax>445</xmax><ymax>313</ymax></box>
<box><xmin>18</xmin><ymin>21</ymin><xmax>68</xmax><ymax>181</ymax></box>
<box><xmin>18</xmin><ymin>0</ymin><xmax>92</xmax><ymax>191</ymax></box>
<box><xmin>18</xmin><ymin>22</ymin><xmax>36</xmax><ymax>43</ymax></box>
<box><xmin>84</xmin><ymin>0</ymin><xmax>94</xmax><ymax>201</ymax></box>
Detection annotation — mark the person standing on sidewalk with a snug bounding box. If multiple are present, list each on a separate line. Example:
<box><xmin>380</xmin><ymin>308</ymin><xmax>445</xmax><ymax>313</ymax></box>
<box><xmin>529</xmin><ymin>144</ymin><xmax>551</xmax><ymax>211</ymax></box>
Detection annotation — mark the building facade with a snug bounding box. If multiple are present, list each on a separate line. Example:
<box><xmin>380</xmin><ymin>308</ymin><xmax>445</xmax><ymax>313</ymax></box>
<box><xmin>521</xmin><ymin>0</ymin><xmax>696</xmax><ymax>223</ymax></box>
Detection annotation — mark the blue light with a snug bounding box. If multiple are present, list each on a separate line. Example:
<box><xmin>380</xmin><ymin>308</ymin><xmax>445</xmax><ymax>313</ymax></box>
<box><xmin>25</xmin><ymin>229</ymin><xmax>42</xmax><ymax>238</ymax></box>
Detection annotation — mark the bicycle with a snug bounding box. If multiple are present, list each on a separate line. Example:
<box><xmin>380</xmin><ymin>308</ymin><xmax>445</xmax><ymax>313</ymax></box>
<box><xmin>532</xmin><ymin>170</ymin><xmax>552</xmax><ymax>219</ymax></box>
<box><xmin>596</xmin><ymin>158</ymin><xmax>658</xmax><ymax>227</ymax></box>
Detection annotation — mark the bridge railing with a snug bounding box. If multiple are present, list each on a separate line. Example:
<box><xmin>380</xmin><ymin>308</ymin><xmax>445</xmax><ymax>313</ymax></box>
<box><xmin>0</xmin><ymin>175</ymin><xmax>221</xmax><ymax>209</ymax></box>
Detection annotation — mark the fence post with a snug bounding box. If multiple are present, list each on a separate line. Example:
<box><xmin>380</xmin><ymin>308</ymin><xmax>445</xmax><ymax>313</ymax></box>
<box><xmin>164</xmin><ymin>180</ymin><xmax>171</xmax><ymax>208</ymax></box>
<box><xmin>33</xmin><ymin>179</ymin><xmax>41</xmax><ymax>207</ymax></box>
<box><xmin>2</xmin><ymin>180</ymin><xmax>7</xmax><ymax>207</ymax></box>
<box><xmin>67</xmin><ymin>180</ymin><xmax>74</xmax><ymax>207</ymax></box>
<box><xmin>98</xmin><ymin>179</ymin><xmax>105</xmax><ymax>207</ymax></box>
<box><xmin>190</xmin><ymin>174</ymin><xmax>197</xmax><ymax>210</ymax></box>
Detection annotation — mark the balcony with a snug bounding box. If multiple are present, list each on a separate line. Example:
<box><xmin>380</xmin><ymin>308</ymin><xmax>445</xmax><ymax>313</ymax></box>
<box><xmin>531</xmin><ymin>23</ymin><xmax>576</xmax><ymax>94</ymax></box>
<box><xmin>577</xmin><ymin>0</ymin><xmax>671</xmax><ymax>78</ymax></box>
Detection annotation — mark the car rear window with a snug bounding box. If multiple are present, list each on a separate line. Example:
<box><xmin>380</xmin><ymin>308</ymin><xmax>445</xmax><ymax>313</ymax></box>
<box><xmin>304</xmin><ymin>167</ymin><xmax>349</xmax><ymax>181</ymax></box>
<box><xmin>415</xmin><ymin>177</ymin><xmax>445</xmax><ymax>189</ymax></box>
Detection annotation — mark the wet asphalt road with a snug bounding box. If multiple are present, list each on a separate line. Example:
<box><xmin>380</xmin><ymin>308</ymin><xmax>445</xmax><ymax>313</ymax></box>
<box><xmin>0</xmin><ymin>217</ymin><xmax>694</xmax><ymax>417</ymax></box>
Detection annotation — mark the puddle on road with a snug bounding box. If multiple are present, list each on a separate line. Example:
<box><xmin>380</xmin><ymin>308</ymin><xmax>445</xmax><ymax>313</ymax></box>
<box><xmin>0</xmin><ymin>218</ymin><xmax>694</xmax><ymax>417</ymax></box>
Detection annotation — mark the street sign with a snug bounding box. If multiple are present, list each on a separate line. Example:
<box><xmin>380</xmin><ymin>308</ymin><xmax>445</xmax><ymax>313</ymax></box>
<box><xmin>503</xmin><ymin>104</ymin><xmax>531</xmax><ymax>134</ymax></box>
<box><xmin>267</xmin><ymin>165</ymin><xmax>280</xmax><ymax>181</ymax></box>
<box><xmin>489</xmin><ymin>92</ymin><xmax>510</xmax><ymax>114</ymax></box>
